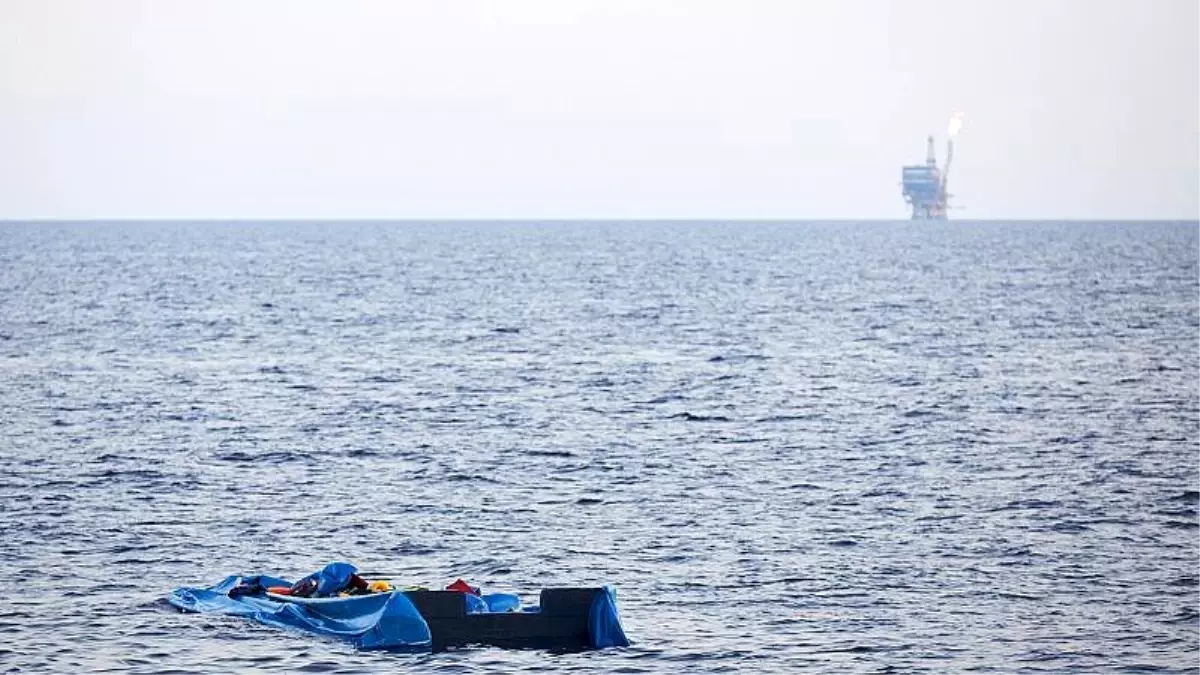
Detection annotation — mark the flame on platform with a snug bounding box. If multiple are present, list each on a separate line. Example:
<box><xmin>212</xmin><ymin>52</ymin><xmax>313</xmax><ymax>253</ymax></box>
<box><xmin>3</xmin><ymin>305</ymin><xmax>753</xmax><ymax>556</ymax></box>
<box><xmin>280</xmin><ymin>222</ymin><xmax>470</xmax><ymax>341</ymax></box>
<box><xmin>947</xmin><ymin>112</ymin><xmax>965</xmax><ymax>138</ymax></box>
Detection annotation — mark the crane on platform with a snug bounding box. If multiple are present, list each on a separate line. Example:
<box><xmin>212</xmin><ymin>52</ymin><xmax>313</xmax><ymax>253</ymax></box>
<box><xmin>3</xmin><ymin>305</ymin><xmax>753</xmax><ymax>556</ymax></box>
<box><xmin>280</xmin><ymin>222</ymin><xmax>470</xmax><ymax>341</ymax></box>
<box><xmin>939</xmin><ymin>133</ymin><xmax>954</xmax><ymax>215</ymax></box>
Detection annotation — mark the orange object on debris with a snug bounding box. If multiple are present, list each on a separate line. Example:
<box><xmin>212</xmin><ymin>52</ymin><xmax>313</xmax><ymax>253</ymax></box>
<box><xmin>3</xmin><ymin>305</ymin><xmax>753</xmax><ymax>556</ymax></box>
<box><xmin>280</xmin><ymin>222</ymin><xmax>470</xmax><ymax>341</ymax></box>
<box><xmin>266</xmin><ymin>586</ymin><xmax>292</xmax><ymax>595</ymax></box>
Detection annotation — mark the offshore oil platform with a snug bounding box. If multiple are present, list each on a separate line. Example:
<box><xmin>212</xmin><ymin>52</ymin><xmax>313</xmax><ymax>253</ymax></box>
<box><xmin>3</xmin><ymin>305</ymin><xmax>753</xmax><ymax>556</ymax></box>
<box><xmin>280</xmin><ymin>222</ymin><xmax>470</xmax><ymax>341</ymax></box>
<box><xmin>901</xmin><ymin>114</ymin><xmax>963</xmax><ymax>220</ymax></box>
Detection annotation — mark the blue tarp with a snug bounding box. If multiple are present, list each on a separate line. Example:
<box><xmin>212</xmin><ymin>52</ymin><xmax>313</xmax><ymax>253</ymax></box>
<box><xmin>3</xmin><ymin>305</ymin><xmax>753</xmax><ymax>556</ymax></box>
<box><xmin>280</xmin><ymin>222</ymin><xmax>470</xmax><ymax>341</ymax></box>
<box><xmin>167</xmin><ymin>570</ymin><xmax>433</xmax><ymax>651</ymax></box>
<box><xmin>589</xmin><ymin>586</ymin><xmax>630</xmax><ymax>649</ymax></box>
<box><xmin>292</xmin><ymin>560</ymin><xmax>358</xmax><ymax>597</ymax></box>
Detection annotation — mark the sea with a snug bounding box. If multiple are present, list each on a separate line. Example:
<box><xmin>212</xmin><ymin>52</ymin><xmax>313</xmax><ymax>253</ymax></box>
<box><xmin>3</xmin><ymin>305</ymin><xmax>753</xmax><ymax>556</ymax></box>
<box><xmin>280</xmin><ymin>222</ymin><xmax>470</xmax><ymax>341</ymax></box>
<box><xmin>1</xmin><ymin>220</ymin><xmax>1197</xmax><ymax>674</ymax></box>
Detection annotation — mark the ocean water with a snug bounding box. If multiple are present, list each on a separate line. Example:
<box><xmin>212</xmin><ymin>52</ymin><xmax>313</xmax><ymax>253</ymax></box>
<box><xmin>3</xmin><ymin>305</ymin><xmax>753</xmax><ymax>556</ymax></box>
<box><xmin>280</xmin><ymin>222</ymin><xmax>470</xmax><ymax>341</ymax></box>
<box><xmin>0</xmin><ymin>220</ymin><xmax>1196</xmax><ymax>674</ymax></box>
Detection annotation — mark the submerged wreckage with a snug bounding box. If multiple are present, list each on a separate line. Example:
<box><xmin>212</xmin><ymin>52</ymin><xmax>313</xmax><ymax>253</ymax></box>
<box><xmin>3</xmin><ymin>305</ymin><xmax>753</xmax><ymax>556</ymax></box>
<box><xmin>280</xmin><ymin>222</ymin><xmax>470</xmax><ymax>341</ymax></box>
<box><xmin>168</xmin><ymin>562</ymin><xmax>629</xmax><ymax>652</ymax></box>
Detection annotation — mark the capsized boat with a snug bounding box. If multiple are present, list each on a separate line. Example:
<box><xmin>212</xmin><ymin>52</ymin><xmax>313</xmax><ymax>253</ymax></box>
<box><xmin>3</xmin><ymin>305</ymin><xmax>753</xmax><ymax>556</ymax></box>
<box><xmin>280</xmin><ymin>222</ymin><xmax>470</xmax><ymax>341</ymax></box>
<box><xmin>167</xmin><ymin>562</ymin><xmax>629</xmax><ymax>652</ymax></box>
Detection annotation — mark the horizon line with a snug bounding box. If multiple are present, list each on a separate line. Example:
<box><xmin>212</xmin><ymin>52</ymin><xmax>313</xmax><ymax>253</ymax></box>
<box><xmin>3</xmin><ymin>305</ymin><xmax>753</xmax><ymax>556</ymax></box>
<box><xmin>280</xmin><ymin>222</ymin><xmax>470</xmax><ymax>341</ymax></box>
<box><xmin>3</xmin><ymin>217</ymin><xmax>1198</xmax><ymax>224</ymax></box>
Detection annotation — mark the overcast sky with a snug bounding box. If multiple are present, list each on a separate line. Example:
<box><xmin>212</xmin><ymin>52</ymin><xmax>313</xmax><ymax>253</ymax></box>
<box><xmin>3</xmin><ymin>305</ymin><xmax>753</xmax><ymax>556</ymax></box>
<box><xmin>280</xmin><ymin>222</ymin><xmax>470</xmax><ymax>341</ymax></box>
<box><xmin>1</xmin><ymin>0</ymin><xmax>1197</xmax><ymax>220</ymax></box>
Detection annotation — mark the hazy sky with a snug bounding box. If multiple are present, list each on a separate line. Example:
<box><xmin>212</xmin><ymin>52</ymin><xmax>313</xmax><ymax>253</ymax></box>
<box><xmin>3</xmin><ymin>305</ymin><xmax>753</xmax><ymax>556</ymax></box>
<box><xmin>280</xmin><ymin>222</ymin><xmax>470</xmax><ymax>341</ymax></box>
<box><xmin>2</xmin><ymin>0</ymin><xmax>1197</xmax><ymax>220</ymax></box>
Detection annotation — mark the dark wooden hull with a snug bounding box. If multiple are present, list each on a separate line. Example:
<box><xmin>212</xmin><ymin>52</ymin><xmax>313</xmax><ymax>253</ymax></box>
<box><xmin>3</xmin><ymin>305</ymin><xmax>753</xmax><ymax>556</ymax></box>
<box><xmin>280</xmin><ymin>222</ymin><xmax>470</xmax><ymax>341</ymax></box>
<box><xmin>403</xmin><ymin>588</ymin><xmax>602</xmax><ymax>651</ymax></box>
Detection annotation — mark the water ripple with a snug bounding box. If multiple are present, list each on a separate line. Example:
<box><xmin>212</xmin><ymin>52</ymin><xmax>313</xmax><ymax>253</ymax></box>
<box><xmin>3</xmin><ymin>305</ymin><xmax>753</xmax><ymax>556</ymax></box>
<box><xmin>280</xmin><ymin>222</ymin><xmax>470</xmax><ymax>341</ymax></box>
<box><xmin>0</xmin><ymin>220</ymin><xmax>1196</xmax><ymax>673</ymax></box>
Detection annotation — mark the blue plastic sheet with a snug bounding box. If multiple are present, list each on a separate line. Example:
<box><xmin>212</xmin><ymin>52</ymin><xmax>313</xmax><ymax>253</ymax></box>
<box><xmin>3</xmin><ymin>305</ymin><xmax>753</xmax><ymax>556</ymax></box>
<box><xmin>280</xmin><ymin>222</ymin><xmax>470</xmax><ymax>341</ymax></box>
<box><xmin>588</xmin><ymin>586</ymin><xmax>630</xmax><ymax>648</ymax></box>
<box><xmin>291</xmin><ymin>560</ymin><xmax>358</xmax><ymax>597</ymax></box>
<box><xmin>463</xmin><ymin>591</ymin><xmax>488</xmax><ymax>614</ymax></box>
<box><xmin>482</xmin><ymin>592</ymin><xmax>521</xmax><ymax>613</ymax></box>
<box><xmin>168</xmin><ymin>571</ymin><xmax>432</xmax><ymax>651</ymax></box>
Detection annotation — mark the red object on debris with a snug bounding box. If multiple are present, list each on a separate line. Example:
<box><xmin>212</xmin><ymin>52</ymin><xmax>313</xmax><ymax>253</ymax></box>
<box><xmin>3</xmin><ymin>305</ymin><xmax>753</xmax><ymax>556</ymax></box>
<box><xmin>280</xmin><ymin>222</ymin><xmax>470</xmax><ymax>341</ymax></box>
<box><xmin>445</xmin><ymin>578</ymin><xmax>480</xmax><ymax>595</ymax></box>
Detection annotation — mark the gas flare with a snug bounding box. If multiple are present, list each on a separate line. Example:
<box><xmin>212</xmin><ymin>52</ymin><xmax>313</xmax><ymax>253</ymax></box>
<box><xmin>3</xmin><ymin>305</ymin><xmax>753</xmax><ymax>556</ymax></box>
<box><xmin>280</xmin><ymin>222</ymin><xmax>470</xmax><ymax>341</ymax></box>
<box><xmin>947</xmin><ymin>112</ymin><xmax>965</xmax><ymax>138</ymax></box>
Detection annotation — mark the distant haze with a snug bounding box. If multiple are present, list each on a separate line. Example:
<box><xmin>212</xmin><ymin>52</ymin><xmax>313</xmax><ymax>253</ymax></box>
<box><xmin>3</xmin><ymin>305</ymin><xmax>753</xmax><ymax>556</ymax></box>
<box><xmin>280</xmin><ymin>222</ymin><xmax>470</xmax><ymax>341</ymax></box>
<box><xmin>1</xmin><ymin>0</ymin><xmax>1197</xmax><ymax>220</ymax></box>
